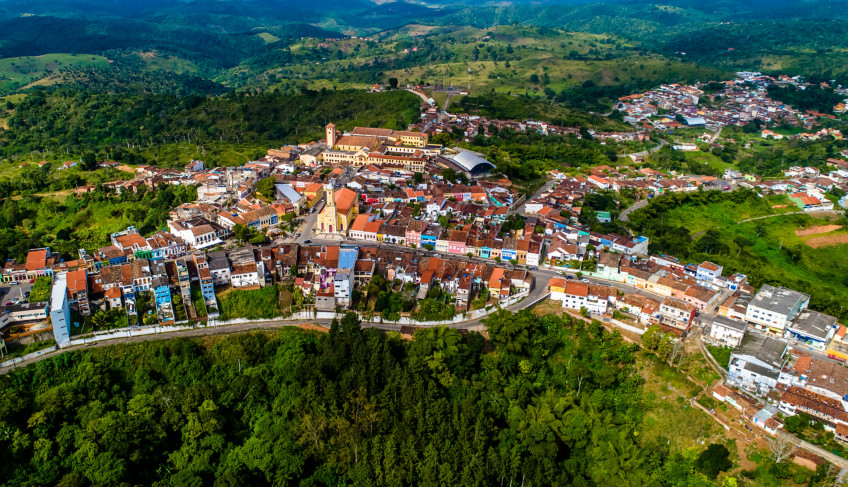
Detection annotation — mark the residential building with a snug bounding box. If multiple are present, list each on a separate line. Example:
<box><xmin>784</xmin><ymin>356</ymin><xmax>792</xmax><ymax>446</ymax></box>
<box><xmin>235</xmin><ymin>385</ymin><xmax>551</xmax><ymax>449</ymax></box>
<box><xmin>709</xmin><ymin>315</ymin><xmax>748</xmax><ymax>347</ymax></box>
<box><xmin>51</xmin><ymin>273</ymin><xmax>71</xmax><ymax>346</ymax></box>
<box><xmin>727</xmin><ymin>334</ymin><xmax>790</xmax><ymax>395</ymax></box>
<box><xmin>745</xmin><ymin>285</ymin><xmax>810</xmax><ymax>334</ymax></box>
<box><xmin>784</xmin><ymin>310</ymin><xmax>837</xmax><ymax>351</ymax></box>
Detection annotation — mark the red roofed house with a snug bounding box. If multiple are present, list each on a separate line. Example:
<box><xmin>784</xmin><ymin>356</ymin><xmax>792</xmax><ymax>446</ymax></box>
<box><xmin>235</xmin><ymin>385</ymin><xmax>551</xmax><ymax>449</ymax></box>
<box><xmin>25</xmin><ymin>248</ymin><xmax>59</xmax><ymax>279</ymax></box>
<box><xmin>65</xmin><ymin>269</ymin><xmax>91</xmax><ymax>316</ymax></box>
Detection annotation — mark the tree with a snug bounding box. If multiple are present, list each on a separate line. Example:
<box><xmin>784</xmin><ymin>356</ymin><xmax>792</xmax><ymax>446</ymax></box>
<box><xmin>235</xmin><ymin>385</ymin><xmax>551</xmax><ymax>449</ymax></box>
<box><xmin>81</xmin><ymin>151</ymin><xmax>98</xmax><ymax>171</ymax></box>
<box><xmin>442</xmin><ymin>168</ymin><xmax>458</xmax><ymax>183</ymax></box>
<box><xmin>388</xmin><ymin>77</ymin><xmax>399</xmax><ymax>90</ymax></box>
<box><xmin>256</xmin><ymin>177</ymin><xmax>276</xmax><ymax>199</ymax></box>
<box><xmin>694</xmin><ymin>443</ymin><xmax>733</xmax><ymax>479</ymax></box>
<box><xmin>768</xmin><ymin>434</ymin><xmax>797</xmax><ymax>464</ymax></box>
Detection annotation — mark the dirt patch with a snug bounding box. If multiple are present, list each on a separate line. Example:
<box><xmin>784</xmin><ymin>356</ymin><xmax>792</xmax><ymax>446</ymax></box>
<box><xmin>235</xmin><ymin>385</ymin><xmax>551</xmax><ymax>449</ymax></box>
<box><xmin>805</xmin><ymin>233</ymin><xmax>848</xmax><ymax>248</ymax></box>
<box><xmin>795</xmin><ymin>224</ymin><xmax>843</xmax><ymax>237</ymax></box>
<box><xmin>297</xmin><ymin>323</ymin><xmax>328</xmax><ymax>333</ymax></box>
<box><xmin>771</xmin><ymin>204</ymin><xmax>788</xmax><ymax>208</ymax></box>
<box><xmin>116</xmin><ymin>164</ymin><xmax>137</xmax><ymax>173</ymax></box>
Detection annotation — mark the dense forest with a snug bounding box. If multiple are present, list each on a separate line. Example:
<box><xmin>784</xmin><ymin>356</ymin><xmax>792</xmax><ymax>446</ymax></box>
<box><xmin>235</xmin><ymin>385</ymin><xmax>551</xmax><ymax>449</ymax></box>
<box><xmin>765</xmin><ymin>84</ymin><xmax>844</xmax><ymax>114</ymax></box>
<box><xmin>0</xmin><ymin>311</ymin><xmax>735</xmax><ymax>486</ymax></box>
<box><xmin>0</xmin><ymin>183</ymin><xmax>197</xmax><ymax>262</ymax></box>
<box><xmin>0</xmin><ymin>89</ymin><xmax>421</xmax><ymax>163</ymax></box>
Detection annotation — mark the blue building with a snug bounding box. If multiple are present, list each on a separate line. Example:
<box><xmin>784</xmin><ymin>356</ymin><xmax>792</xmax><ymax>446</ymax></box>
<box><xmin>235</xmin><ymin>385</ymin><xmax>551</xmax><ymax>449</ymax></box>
<box><xmin>50</xmin><ymin>274</ymin><xmax>71</xmax><ymax>347</ymax></box>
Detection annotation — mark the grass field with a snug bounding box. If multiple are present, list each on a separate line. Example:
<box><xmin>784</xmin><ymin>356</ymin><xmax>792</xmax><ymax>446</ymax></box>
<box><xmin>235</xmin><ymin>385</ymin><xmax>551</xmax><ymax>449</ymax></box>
<box><xmin>683</xmin><ymin>150</ymin><xmax>734</xmax><ymax>174</ymax></box>
<box><xmin>658</xmin><ymin>193</ymin><xmax>848</xmax><ymax>318</ymax></box>
<box><xmin>247</xmin><ymin>25</ymin><xmax>730</xmax><ymax>102</ymax></box>
<box><xmin>638</xmin><ymin>353</ymin><xmax>719</xmax><ymax>453</ymax></box>
<box><xmin>0</xmin><ymin>53</ymin><xmax>109</xmax><ymax>93</ymax></box>
<box><xmin>138</xmin><ymin>141</ymin><xmax>269</xmax><ymax>168</ymax></box>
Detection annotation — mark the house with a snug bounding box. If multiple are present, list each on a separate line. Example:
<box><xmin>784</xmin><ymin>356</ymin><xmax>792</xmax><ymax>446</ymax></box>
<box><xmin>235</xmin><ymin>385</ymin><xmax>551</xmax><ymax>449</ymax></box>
<box><xmin>168</xmin><ymin>218</ymin><xmax>227</xmax><ymax>249</ymax></box>
<box><xmin>709</xmin><ymin>315</ymin><xmax>748</xmax><ymax>347</ymax></box>
<box><xmin>784</xmin><ymin>310</ymin><xmax>837</xmax><ymax>352</ymax></box>
<box><xmin>50</xmin><ymin>274</ymin><xmax>71</xmax><ymax>346</ymax></box>
<box><xmin>696</xmin><ymin>261</ymin><xmax>723</xmax><ymax>283</ymax></box>
<box><xmin>231</xmin><ymin>262</ymin><xmax>261</xmax><ymax>288</ymax></box>
<box><xmin>779</xmin><ymin>385</ymin><xmax>848</xmax><ymax>432</ymax></box>
<box><xmin>727</xmin><ymin>333</ymin><xmax>790</xmax><ymax>394</ymax></box>
<box><xmin>25</xmin><ymin>248</ymin><xmax>58</xmax><ymax>278</ymax></box>
<box><xmin>827</xmin><ymin>326</ymin><xmax>848</xmax><ymax>362</ymax></box>
<box><xmin>65</xmin><ymin>269</ymin><xmax>91</xmax><ymax>316</ymax></box>
<box><xmin>559</xmin><ymin>282</ymin><xmax>609</xmax><ymax>315</ymax></box>
<box><xmin>658</xmin><ymin>297</ymin><xmax>696</xmax><ymax>333</ymax></box>
<box><xmin>207</xmin><ymin>251</ymin><xmax>231</xmax><ymax>286</ymax></box>
<box><xmin>745</xmin><ymin>285</ymin><xmax>810</xmax><ymax>334</ymax></box>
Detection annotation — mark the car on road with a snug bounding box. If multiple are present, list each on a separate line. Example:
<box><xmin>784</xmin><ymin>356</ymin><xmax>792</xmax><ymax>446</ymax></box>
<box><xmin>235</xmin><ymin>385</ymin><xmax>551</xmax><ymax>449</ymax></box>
<box><xmin>528</xmin><ymin>266</ymin><xmax>538</xmax><ymax>270</ymax></box>
<box><xmin>295</xmin><ymin>233</ymin><xmax>301</xmax><ymax>237</ymax></box>
<box><xmin>304</xmin><ymin>240</ymin><xmax>311</xmax><ymax>244</ymax></box>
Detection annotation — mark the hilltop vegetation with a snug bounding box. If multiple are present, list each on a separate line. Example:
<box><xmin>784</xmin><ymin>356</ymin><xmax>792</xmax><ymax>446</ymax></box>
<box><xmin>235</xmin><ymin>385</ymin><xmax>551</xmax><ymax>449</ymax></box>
<box><xmin>0</xmin><ymin>89</ymin><xmax>420</xmax><ymax>165</ymax></box>
<box><xmin>0</xmin><ymin>53</ymin><xmax>110</xmax><ymax>94</ymax></box>
<box><xmin>627</xmin><ymin>189</ymin><xmax>848</xmax><ymax>320</ymax></box>
<box><xmin>0</xmin><ymin>311</ymin><xmax>738</xmax><ymax>486</ymax></box>
<box><xmin>0</xmin><ymin>184</ymin><xmax>197</xmax><ymax>263</ymax></box>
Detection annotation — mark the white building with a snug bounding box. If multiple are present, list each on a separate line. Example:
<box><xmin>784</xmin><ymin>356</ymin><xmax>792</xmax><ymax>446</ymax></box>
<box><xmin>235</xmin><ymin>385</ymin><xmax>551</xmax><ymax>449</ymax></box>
<box><xmin>230</xmin><ymin>262</ymin><xmax>261</xmax><ymax>288</ymax></box>
<box><xmin>560</xmin><ymin>282</ymin><xmax>609</xmax><ymax>315</ymax></box>
<box><xmin>727</xmin><ymin>334</ymin><xmax>790</xmax><ymax>395</ymax></box>
<box><xmin>51</xmin><ymin>274</ymin><xmax>71</xmax><ymax>347</ymax></box>
<box><xmin>745</xmin><ymin>285</ymin><xmax>810</xmax><ymax>334</ymax></box>
<box><xmin>709</xmin><ymin>315</ymin><xmax>749</xmax><ymax>347</ymax></box>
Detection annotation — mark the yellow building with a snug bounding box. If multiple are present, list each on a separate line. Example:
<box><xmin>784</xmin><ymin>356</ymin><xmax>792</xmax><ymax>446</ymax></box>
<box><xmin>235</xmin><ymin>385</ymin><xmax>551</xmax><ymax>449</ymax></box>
<box><xmin>392</xmin><ymin>130</ymin><xmax>428</xmax><ymax>148</ymax></box>
<box><xmin>302</xmin><ymin>183</ymin><xmax>325</xmax><ymax>209</ymax></box>
<box><xmin>318</xmin><ymin>186</ymin><xmax>359</xmax><ymax>235</ymax></box>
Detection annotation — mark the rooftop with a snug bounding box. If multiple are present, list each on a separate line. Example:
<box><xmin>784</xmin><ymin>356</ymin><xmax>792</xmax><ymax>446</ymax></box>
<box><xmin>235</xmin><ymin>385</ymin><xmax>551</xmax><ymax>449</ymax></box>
<box><xmin>734</xmin><ymin>333</ymin><xmax>788</xmax><ymax>368</ymax></box>
<box><xmin>788</xmin><ymin>310</ymin><xmax>837</xmax><ymax>340</ymax></box>
<box><xmin>712</xmin><ymin>314</ymin><xmax>748</xmax><ymax>333</ymax></box>
<box><xmin>750</xmin><ymin>284</ymin><xmax>810</xmax><ymax>316</ymax></box>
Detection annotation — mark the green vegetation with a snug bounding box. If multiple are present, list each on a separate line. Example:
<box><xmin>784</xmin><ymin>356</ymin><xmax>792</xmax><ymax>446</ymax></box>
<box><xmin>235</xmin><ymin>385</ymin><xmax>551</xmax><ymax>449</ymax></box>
<box><xmin>217</xmin><ymin>285</ymin><xmax>285</xmax><ymax>320</ymax></box>
<box><xmin>456</xmin><ymin>93</ymin><xmax>626</xmax><ymax>129</ymax></box>
<box><xmin>628</xmin><ymin>189</ymin><xmax>848</xmax><ymax>319</ymax></box>
<box><xmin>1</xmin><ymin>338</ymin><xmax>55</xmax><ymax>360</ymax></box>
<box><xmin>0</xmin><ymin>89</ymin><xmax>420</xmax><ymax>167</ymax></box>
<box><xmin>766</xmin><ymin>84</ymin><xmax>844</xmax><ymax>114</ymax></box>
<box><xmin>0</xmin><ymin>53</ymin><xmax>109</xmax><ymax>94</ymax></box>
<box><xmin>465</xmin><ymin>128</ymin><xmax>633</xmax><ymax>183</ymax></box>
<box><xmin>706</xmin><ymin>345</ymin><xmax>732</xmax><ymax>369</ymax></box>
<box><xmin>0</xmin><ymin>310</ymin><xmax>741</xmax><ymax>486</ymax></box>
<box><xmin>28</xmin><ymin>276</ymin><xmax>52</xmax><ymax>302</ymax></box>
<box><xmin>89</xmin><ymin>307</ymin><xmax>129</xmax><ymax>331</ymax></box>
<box><xmin>191</xmin><ymin>285</ymin><xmax>209</xmax><ymax>319</ymax></box>
<box><xmin>0</xmin><ymin>184</ymin><xmax>197</xmax><ymax>263</ymax></box>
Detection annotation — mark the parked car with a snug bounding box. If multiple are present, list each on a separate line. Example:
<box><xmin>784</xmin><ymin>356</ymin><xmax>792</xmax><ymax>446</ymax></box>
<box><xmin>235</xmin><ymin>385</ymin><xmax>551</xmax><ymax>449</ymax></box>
<box><xmin>565</xmin><ymin>275</ymin><xmax>574</xmax><ymax>280</ymax></box>
<box><xmin>528</xmin><ymin>266</ymin><xmax>538</xmax><ymax>270</ymax></box>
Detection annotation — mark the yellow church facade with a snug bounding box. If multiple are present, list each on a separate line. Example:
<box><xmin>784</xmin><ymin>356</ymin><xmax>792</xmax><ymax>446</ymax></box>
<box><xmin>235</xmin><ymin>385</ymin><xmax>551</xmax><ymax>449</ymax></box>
<box><xmin>317</xmin><ymin>185</ymin><xmax>359</xmax><ymax>234</ymax></box>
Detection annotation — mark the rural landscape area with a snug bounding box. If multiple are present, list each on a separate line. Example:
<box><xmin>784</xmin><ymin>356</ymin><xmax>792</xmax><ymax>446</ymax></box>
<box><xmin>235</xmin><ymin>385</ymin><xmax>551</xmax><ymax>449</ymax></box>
<box><xmin>2</xmin><ymin>0</ymin><xmax>848</xmax><ymax>485</ymax></box>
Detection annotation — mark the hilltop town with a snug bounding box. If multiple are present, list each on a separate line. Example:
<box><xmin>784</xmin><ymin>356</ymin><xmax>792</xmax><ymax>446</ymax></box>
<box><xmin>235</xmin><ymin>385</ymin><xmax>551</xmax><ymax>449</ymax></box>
<box><xmin>2</xmin><ymin>73</ymin><xmax>848</xmax><ymax>479</ymax></box>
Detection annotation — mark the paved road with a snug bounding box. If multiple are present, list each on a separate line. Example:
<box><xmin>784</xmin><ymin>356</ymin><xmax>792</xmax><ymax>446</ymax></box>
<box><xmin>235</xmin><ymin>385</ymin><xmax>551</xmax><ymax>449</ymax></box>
<box><xmin>618</xmin><ymin>199</ymin><xmax>648</xmax><ymax>222</ymax></box>
<box><xmin>515</xmin><ymin>180</ymin><xmax>555</xmax><ymax>215</ymax></box>
<box><xmin>2</xmin><ymin>274</ymin><xmax>551</xmax><ymax>374</ymax></box>
<box><xmin>622</xmin><ymin>139</ymin><xmax>667</xmax><ymax>159</ymax></box>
